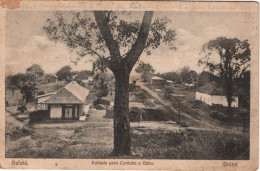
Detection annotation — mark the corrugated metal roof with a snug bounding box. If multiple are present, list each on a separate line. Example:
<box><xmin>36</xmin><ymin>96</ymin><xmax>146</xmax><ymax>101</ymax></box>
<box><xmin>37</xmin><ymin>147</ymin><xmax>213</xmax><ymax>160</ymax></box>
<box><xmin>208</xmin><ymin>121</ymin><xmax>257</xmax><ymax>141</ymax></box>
<box><xmin>152</xmin><ymin>76</ymin><xmax>165</xmax><ymax>80</ymax></box>
<box><xmin>65</xmin><ymin>81</ymin><xmax>89</xmax><ymax>102</ymax></box>
<box><xmin>43</xmin><ymin>81</ymin><xmax>89</xmax><ymax>104</ymax></box>
<box><xmin>196</xmin><ymin>81</ymin><xmax>225</xmax><ymax>95</ymax></box>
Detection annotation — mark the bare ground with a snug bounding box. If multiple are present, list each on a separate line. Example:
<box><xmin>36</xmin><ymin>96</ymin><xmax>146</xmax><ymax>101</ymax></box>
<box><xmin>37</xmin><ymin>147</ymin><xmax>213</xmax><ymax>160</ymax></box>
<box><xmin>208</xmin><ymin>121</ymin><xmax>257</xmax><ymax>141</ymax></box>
<box><xmin>5</xmin><ymin>107</ymin><xmax>249</xmax><ymax>159</ymax></box>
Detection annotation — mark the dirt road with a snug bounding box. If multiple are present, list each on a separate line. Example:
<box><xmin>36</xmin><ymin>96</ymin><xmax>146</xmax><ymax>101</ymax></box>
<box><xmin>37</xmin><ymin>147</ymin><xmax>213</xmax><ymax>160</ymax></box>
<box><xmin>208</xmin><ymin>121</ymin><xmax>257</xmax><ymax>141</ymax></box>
<box><xmin>136</xmin><ymin>82</ymin><xmax>243</xmax><ymax>133</ymax></box>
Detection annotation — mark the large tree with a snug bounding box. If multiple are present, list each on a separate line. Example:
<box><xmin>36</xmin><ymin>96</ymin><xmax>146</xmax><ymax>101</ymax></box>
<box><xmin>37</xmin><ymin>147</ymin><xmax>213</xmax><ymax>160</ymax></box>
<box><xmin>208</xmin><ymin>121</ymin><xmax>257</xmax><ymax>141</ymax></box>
<box><xmin>26</xmin><ymin>64</ymin><xmax>44</xmax><ymax>84</ymax></box>
<box><xmin>135</xmin><ymin>61</ymin><xmax>155</xmax><ymax>82</ymax></box>
<box><xmin>56</xmin><ymin>65</ymin><xmax>73</xmax><ymax>81</ymax></box>
<box><xmin>9</xmin><ymin>73</ymin><xmax>36</xmax><ymax>112</ymax></box>
<box><xmin>180</xmin><ymin>66</ymin><xmax>197</xmax><ymax>84</ymax></box>
<box><xmin>43</xmin><ymin>11</ymin><xmax>176</xmax><ymax>155</ymax></box>
<box><xmin>199</xmin><ymin>37</ymin><xmax>250</xmax><ymax>112</ymax></box>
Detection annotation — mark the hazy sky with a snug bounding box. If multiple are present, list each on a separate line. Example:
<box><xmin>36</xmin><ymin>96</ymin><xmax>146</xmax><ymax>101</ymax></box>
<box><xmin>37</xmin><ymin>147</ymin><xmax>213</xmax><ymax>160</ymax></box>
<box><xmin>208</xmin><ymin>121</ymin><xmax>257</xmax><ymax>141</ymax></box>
<box><xmin>5</xmin><ymin>10</ymin><xmax>252</xmax><ymax>76</ymax></box>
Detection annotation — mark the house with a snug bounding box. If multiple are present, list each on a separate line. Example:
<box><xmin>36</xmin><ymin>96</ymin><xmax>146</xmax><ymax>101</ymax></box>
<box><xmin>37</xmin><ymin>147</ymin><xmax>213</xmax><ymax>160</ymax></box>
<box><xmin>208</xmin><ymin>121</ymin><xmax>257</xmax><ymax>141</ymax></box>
<box><xmin>166</xmin><ymin>80</ymin><xmax>174</xmax><ymax>85</ymax></box>
<box><xmin>37</xmin><ymin>92</ymin><xmax>55</xmax><ymax>110</ymax></box>
<box><xmin>37</xmin><ymin>81</ymin><xmax>90</xmax><ymax>120</ymax></box>
<box><xmin>151</xmin><ymin>76</ymin><xmax>167</xmax><ymax>85</ymax></box>
<box><xmin>195</xmin><ymin>81</ymin><xmax>238</xmax><ymax>107</ymax></box>
<box><xmin>44</xmin><ymin>74</ymin><xmax>58</xmax><ymax>83</ymax></box>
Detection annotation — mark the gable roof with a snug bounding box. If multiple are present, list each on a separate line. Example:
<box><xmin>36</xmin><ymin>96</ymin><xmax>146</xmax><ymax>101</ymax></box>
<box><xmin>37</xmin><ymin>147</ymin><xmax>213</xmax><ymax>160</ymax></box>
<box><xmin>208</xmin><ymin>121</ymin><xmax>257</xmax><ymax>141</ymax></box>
<box><xmin>196</xmin><ymin>81</ymin><xmax>225</xmax><ymax>96</ymax></box>
<box><xmin>152</xmin><ymin>76</ymin><xmax>165</xmax><ymax>80</ymax></box>
<box><xmin>43</xmin><ymin>81</ymin><xmax>89</xmax><ymax>104</ymax></box>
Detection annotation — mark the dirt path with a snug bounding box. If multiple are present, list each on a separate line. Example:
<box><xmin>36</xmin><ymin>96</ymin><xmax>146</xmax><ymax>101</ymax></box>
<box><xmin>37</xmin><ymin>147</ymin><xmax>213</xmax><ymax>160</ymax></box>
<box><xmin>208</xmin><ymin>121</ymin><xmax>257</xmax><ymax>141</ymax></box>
<box><xmin>136</xmin><ymin>82</ymin><xmax>243</xmax><ymax>134</ymax></box>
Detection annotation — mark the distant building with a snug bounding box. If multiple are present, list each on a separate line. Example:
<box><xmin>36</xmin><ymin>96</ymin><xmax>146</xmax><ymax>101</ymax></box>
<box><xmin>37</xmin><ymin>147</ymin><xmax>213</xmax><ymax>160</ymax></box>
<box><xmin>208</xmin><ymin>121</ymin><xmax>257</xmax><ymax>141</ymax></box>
<box><xmin>151</xmin><ymin>76</ymin><xmax>166</xmax><ymax>85</ymax></box>
<box><xmin>37</xmin><ymin>81</ymin><xmax>90</xmax><ymax>120</ymax></box>
<box><xmin>43</xmin><ymin>74</ymin><xmax>58</xmax><ymax>83</ymax></box>
<box><xmin>166</xmin><ymin>80</ymin><xmax>174</xmax><ymax>85</ymax></box>
<box><xmin>195</xmin><ymin>81</ymin><xmax>238</xmax><ymax>107</ymax></box>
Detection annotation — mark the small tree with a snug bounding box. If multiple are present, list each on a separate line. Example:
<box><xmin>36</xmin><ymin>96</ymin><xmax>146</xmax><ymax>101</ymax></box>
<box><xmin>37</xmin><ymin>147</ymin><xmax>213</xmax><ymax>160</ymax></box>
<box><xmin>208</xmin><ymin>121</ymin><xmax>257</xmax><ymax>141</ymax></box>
<box><xmin>9</xmin><ymin>73</ymin><xmax>36</xmax><ymax>112</ymax></box>
<box><xmin>180</xmin><ymin>66</ymin><xmax>197</xmax><ymax>84</ymax></box>
<box><xmin>199</xmin><ymin>37</ymin><xmax>250</xmax><ymax>113</ymax></box>
<box><xmin>26</xmin><ymin>64</ymin><xmax>44</xmax><ymax>84</ymax></box>
<box><xmin>198</xmin><ymin>71</ymin><xmax>219</xmax><ymax>86</ymax></box>
<box><xmin>92</xmin><ymin>58</ymin><xmax>110</xmax><ymax>101</ymax></box>
<box><xmin>135</xmin><ymin>61</ymin><xmax>155</xmax><ymax>82</ymax></box>
<box><xmin>56</xmin><ymin>65</ymin><xmax>73</xmax><ymax>81</ymax></box>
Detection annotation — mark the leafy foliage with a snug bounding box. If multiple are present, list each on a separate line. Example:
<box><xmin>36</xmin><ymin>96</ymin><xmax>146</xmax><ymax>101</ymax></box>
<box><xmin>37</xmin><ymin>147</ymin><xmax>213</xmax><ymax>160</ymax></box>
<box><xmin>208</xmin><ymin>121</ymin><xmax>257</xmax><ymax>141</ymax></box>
<box><xmin>9</xmin><ymin>73</ymin><xmax>36</xmax><ymax>112</ymax></box>
<box><xmin>135</xmin><ymin>61</ymin><xmax>155</xmax><ymax>82</ymax></box>
<box><xmin>43</xmin><ymin>11</ymin><xmax>177</xmax><ymax>69</ymax></box>
<box><xmin>56</xmin><ymin>65</ymin><xmax>73</xmax><ymax>81</ymax></box>
<box><xmin>180</xmin><ymin>66</ymin><xmax>197</xmax><ymax>84</ymax></box>
<box><xmin>26</xmin><ymin>64</ymin><xmax>44</xmax><ymax>83</ymax></box>
<box><xmin>199</xmin><ymin>37</ymin><xmax>250</xmax><ymax>110</ymax></box>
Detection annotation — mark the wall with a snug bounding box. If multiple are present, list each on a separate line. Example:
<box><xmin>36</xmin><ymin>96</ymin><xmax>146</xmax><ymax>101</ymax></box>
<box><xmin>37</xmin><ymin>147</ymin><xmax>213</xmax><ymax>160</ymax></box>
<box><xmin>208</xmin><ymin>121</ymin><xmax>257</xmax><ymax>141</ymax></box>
<box><xmin>37</xmin><ymin>94</ymin><xmax>53</xmax><ymax>110</ymax></box>
<box><xmin>37</xmin><ymin>94</ymin><xmax>53</xmax><ymax>103</ymax></box>
<box><xmin>50</xmin><ymin>105</ymin><xmax>62</xmax><ymax>118</ymax></box>
<box><xmin>195</xmin><ymin>92</ymin><xmax>238</xmax><ymax>107</ymax></box>
<box><xmin>78</xmin><ymin>105</ymin><xmax>83</xmax><ymax>116</ymax></box>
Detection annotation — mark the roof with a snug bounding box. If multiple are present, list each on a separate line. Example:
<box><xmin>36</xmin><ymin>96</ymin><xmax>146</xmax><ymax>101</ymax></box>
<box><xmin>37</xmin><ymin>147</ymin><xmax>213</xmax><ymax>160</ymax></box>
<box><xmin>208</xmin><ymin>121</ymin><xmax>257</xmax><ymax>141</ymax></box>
<box><xmin>196</xmin><ymin>81</ymin><xmax>225</xmax><ymax>95</ymax></box>
<box><xmin>166</xmin><ymin>80</ymin><xmax>174</xmax><ymax>83</ymax></box>
<box><xmin>43</xmin><ymin>81</ymin><xmax>89</xmax><ymax>104</ymax></box>
<box><xmin>152</xmin><ymin>76</ymin><xmax>165</xmax><ymax>80</ymax></box>
<box><xmin>45</xmin><ymin>74</ymin><xmax>57</xmax><ymax>78</ymax></box>
<box><xmin>36</xmin><ymin>92</ymin><xmax>55</xmax><ymax>98</ymax></box>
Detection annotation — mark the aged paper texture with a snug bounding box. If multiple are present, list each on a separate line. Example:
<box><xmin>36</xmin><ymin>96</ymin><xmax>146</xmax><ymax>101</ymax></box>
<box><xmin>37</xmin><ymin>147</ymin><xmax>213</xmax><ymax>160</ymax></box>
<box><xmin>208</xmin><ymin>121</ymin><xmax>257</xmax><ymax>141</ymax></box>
<box><xmin>0</xmin><ymin>1</ymin><xmax>258</xmax><ymax>170</ymax></box>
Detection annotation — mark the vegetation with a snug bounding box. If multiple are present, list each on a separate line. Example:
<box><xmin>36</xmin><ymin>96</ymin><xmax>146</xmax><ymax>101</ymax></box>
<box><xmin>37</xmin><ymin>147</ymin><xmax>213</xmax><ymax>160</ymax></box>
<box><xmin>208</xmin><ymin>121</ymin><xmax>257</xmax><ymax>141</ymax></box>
<box><xmin>56</xmin><ymin>65</ymin><xmax>73</xmax><ymax>81</ymax></box>
<box><xmin>199</xmin><ymin>37</ymin><xmax>250</xmax><ymax>112</ymax></box>
<box><xmin>92</xmin><ymin>59</ymin><xmax>109</xmax><ymax>101</ymax></box>
<box><xmin>43</xmin><ymin>11</ymin><xmax>177</xmax><ymax>155</ymax></box>
<box><xmin>197</xmin><ymin>71</ymin><xmax>219</xmax><ymax>86</ymax></box>
<box><xmin>132</xmin><ymin>129</ymin><xmax>249</xmax><ymax>159</ymax></box>
<box><xmin>8</xmin><ymin>73</ymin><xmax>36</xmax><ymax>112</ymax></box>
<box><xmin>135</xmin><ymin>61</ymin><xmax>155</xmax><ymax>82</ymax></box>
<box><xmin>180</xmin><ymin>66</ymin><xmax>197</xmax><ymax>84</ymax></box>
<box><xmin>26</xmin><ymin>64</ymin><xmax>45</xmax><ymax>84</ymax></box>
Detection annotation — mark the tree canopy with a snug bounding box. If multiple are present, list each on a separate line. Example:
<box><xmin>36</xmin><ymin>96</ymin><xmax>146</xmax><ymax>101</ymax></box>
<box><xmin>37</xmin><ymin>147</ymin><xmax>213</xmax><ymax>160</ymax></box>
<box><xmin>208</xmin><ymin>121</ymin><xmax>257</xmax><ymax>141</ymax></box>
<box><xmin>180</xmin><ymin>66</ymin><xmax>197</xmax><ymax>84</ymax></box>
<box><xmin>135</xmin><ymin>61</ymin><xmax>155</xmax><ymax>82</ymax></box>
<box><xmin>43</xmin><ymin>11</ymin><xmax>177</xmax><ymax>155</ymax></box>
<box><xmin>56</xmin><ymin>65</ymin><xmax>73</xmax><ymax>81</ymax></box>
<box><xmin>9</xmin><ymin>73</ymin><xmax>36</xmax><ymax>112</ymax></box>
<box><xmin>26</xmin><ymin>64</ymin><xmax>44</xmax><ymax>83</ymax></box>
<box><xmin>199</xmin><ymin>37</ymin><xmax>250</xmax><ymax>111</ymax></box>
<box><xmin>43</xmin><ymin>11</ymin><xmax>176</xmax><ymax>72</ymax></box>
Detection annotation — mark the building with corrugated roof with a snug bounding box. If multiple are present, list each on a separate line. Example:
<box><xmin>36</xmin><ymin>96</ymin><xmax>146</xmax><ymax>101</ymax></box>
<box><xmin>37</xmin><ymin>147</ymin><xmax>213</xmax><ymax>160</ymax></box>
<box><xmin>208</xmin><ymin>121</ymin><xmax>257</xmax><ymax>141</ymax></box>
<box><xmin>36</xmin><ymin>81</ymin><xmax>90</xmax><ymax>120</ymax></box>
<box><xmin>195</xmin><ymin>81</ymin><xmax>238</xmax><ymax>107</ymax></box>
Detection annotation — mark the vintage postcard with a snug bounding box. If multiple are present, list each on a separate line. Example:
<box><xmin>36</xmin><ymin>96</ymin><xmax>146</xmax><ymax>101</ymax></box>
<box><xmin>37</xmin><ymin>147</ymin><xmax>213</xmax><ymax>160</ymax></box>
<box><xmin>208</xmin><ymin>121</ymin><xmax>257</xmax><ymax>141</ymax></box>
<box><xmin>0</xmin><ymin>0</ymin><xmax>258</xmax><ymax>170</ymax></box>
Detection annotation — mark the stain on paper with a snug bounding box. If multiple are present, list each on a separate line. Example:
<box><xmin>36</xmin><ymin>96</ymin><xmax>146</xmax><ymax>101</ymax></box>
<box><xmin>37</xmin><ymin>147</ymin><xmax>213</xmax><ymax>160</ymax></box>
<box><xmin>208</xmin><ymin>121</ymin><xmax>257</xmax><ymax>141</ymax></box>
<box><xmin>1</xmin><ymin>0</ymin><xmax>21</xmax><ymax>10</ymax></box>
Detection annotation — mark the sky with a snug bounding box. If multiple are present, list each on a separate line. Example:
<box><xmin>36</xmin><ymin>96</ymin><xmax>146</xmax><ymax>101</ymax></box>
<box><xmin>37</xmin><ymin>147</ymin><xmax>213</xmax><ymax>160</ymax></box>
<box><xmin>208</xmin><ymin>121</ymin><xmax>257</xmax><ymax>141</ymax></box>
<box><xmin>5</xmin><ymin>10</ymin><xmax>252</xmax><ymax>76</ymax></box>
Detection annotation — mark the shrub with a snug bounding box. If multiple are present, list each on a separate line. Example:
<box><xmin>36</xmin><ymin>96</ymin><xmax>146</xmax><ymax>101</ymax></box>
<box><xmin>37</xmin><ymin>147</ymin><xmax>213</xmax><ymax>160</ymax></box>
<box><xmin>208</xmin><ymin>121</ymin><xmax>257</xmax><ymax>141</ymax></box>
<box><xmin>17</xmin><ymin>106</ymin><xmax>27</xmax><ymax>113</ymax></box>
<box><xmin>37</xmin><ymin>91</ymin><xmax>45</xmax><ymax>95</ymax></box>
<box><xmin>29</xmin><ymin>110</ymin><xmax>49</xmax><ymax>123</ymax></box>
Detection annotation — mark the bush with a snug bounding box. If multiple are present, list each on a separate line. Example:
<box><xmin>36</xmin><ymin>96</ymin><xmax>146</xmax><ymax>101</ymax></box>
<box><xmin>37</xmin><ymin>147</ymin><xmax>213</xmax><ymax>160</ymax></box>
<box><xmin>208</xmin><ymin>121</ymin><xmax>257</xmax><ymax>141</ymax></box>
<box><xmin>17</xmin><ymin>106</ymin><xmax>27</xmax><ymax>113</ymax></box>
<box><xmin>95</xmin><ymin>104</ymin><xmax>106</xmax><ymax>110</ymax></box>
<box><xmin>129</xmin><ymin>107</ymin><xmax>145</xmax><ymax>122</ymax></box>
<box><xmin>29</xmin><ymin>110</ymin><xmax>49</xmax><ymax>123</ymax></box>
<box><xmin>164</xmin><ymin>86</ymin><xmax>175</xmax><ymax>95</ymax></box>
<box><xmin>93</xmin><ymin>98</ymin><xmax>110</xmax><ymax>106</ymax></box>
<box><xmin>37</xmin><ymin>91</ymin><xmax>45</xmax><ymax>95</ymax></box>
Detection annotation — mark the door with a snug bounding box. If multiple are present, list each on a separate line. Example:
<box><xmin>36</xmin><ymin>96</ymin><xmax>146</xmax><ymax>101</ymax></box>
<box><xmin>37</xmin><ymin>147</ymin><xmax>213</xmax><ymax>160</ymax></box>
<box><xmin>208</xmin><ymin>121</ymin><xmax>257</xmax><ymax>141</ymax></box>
<box><xmin>64</xmin><ymin>106</ymin><xmax>73</xmax><ymax>119</ymax></box>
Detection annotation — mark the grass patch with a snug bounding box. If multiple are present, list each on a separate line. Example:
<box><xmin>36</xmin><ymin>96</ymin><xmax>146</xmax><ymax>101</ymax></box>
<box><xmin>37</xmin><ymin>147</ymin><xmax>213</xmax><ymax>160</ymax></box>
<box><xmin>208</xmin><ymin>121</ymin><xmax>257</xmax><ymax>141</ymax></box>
<box><xmin>131</xmin><ymin>129</ymin><xmax>249</xmax><ymax>159</ymax></box>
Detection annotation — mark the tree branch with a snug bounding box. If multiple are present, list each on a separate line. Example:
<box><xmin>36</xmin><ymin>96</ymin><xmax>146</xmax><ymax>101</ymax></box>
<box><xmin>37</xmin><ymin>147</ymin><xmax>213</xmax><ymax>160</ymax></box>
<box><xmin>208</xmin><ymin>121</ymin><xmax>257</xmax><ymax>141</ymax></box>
<box><xmin>124</xmin><ymin>11</ymin><xmax>154</xmax><ymax>72</ymax></box>
<box><xmin>94</xmin><ymin>11</ymin><xmax>121</xmax><ymax>59</ymax></box>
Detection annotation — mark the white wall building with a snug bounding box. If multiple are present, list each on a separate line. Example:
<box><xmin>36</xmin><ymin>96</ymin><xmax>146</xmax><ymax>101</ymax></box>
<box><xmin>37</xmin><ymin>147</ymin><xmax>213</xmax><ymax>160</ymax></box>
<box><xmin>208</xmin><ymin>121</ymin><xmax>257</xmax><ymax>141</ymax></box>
<box><xmin>195</xmin><ymin>82</ymin><xmax>238</xmax><ymax>107</ymax></box>
<box><xmin>36</xmin><ymin>81</ymin><xmax>90</xmax><ymax>120</ymax></box>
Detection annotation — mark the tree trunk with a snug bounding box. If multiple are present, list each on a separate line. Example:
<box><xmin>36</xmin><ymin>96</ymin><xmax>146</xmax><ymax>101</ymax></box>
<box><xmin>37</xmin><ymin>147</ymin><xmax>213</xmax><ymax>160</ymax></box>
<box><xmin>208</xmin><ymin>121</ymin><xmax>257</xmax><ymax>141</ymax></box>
<box><xmin>226</xmin><ymin>83</ymin><xmax>233</xmax><ymax>115</ymax></box>
<box><xmin>113</xmin><ymin>70</ymin><xmax>131</xmax><ymax>155</ymax></box>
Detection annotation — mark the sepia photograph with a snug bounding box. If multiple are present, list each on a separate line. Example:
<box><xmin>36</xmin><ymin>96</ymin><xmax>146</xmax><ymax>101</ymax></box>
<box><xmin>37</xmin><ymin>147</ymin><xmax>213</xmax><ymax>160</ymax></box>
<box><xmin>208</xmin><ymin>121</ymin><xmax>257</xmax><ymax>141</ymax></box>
<box><xmin>0</xmin><ymin>1</ymin><xmax>258</xmax><ymax>170</ymax></box>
